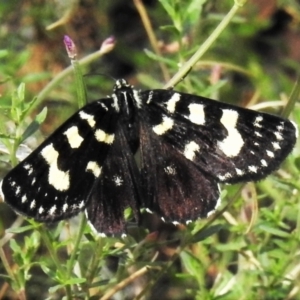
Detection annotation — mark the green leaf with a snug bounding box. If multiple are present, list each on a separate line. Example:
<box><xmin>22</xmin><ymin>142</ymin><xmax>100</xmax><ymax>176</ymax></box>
<box><xmin>48</xmin><ymin>284</ymin><xmax>65</xmax><ymax>294</ymax></box>
<box><xmin>7</xmin><ymin>224</ymin><xmax>36</xmax><ymax>234</ymax></box>
<box><xmin>11</xmin><ymin>83</ymin><xmax>25</xmax><ymax>123</ymax></box>
<box><xmin>9</xmin><ymin>239</ymin><xmax>22</xmax><ymax>253</ymax></box>
<box><xmin>64</xmin><ymin>277</ymin><xmax>86</xmax><ymax>285</ymax></box>
<box><xmin>191</xmin><ymin>224</ymin><xmax>224</xmax><ymax>243</ymax></box>
<box><xmin>159</xmin><ymin>0</ymin><xmax>176</xmax><ymax>20</ymax></box>
<box><xmin>144</xmin><ymin>49</ymin><xmax>178</xmax><ymax>67</ymax></box>
<box><xmin>40</xmin><ymin>264</ymin><xmax>56</xmax><ymax>278</ymax></box>
<box><xmin>0</xmin><ymin>133</ymin><xmax>14</xmax><ymax>139</ymax></box>
<box><xmin>21</xmin><ymin>107</ymin><xmax>47</xmax><ymax>142</ymax></box>
<box><xmin>22</xmin><ymin>72</ymin><xmax>51</xmax><ymax>83</ymax></box>
<box><xmin>20</xmin><ymin>96</ymin><xmax>39</xmax><ymax>120</ymax></box>
<box><xmin>257</xmin><ymin>224</ymin><xmax>291</xmax><ymax>238</ymax></box>
<box><xmin>35</xmin><ymin>106</ymin><xmax>48</xmax><ymax>124</ymax></box>
<box><xmin>17</xmin><ymin>83</ymin><xmax>25</xmax><ymax>105</ymax></box>
<box><xmin>185</xmin><ymin>0</ymin><xmax>207</xmax><ymax>23</ymax></box>
<box><xmin>215</xmin><ymin>239</ymin><xmax>247</xmax><ymax>251</ymax></box>
<box><xmin>158</xmin><ymin>0</ymin><xmax>182</xmax><ymax>32</ymax></box>
<box><xmin>180</xmin><ymin>250</ymin><xmax>203</xmax><ymax>285</ymax></box>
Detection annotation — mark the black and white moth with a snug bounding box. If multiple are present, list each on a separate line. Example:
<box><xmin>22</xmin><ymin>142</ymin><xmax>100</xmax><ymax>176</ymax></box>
<box><xmin>1</xmin><ymin>79</ymin><xmax>298</xmax><ymax>235</ymax></box>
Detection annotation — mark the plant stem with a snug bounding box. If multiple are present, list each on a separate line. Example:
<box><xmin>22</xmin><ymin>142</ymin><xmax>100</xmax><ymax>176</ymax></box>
<box><xmin>164</xmin><ymin>1</ymin><xmax>246</xmax><ymax>89</ymax></box>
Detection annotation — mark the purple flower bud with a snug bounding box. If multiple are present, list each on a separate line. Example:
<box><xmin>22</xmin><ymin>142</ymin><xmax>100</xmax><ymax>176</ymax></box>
<box><xmin>64</xmin><ymin>35</ymin><xmax>77</xmax><ymax>59</ymax></box>
<box><xmin>100</xmin><ymin>36</ymin><xmax>116</xmax><ymax>52</ymax></box>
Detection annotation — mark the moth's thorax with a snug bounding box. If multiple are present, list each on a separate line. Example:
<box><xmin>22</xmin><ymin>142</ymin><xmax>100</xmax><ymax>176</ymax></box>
<box><xmin>113</xmin><ymin>81</ymin><xmax>141</xmax><ymax>153</ymax></box>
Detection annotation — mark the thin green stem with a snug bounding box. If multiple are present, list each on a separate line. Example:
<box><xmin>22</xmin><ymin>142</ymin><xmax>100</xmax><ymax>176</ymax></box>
<box><xmin>0</xmin><ymin>247</ymin><xmax>19</xmax><ymax>284</ymax></box>
<box><xmin>85</xmin><ymin>238</ymin><xmax>104</xmax><ymax>287</ymax></box>
<box><xmin>133</xmin><ymin>0</ymin><xmax>170</xmax><ymax>82</ymax></box>
<box><xmin>39</xmin><ymin>226</ymin><xmax>63</xmax><ymax>271</ymax></box>
<box><xmin>281</xmin><ymin>74</ymin><xmax>300</xmax><ymax>118</ymax></box>
<box><xmin>66</xmin><ymin>214</ymin><xmax>86</xmax><ymax>278</ymax></box>
<box><xmin>0</xmin><ymin>217</ymin><xmax>25</xmax><ymax>294</ymax></box>
<box><xmin>164</xmin><ymin>1</ymin><xmax>246</xmax><ymax>89</ymax></box>
<box><xmin>71</xmin><ymin>58</ymin><xmax>86</xmax><ymax>108</ymax></box>
<box><xmin>34</xmin><ymin>46</ymin><xmax>113</xmax><ymax>111</ymax></box>
<box><xmin>10</xmin><ymin>137</ymin><xmax>19</xmax><ymax>167</ymax></box>
<box><xmin>39</xmin><ymin>226</ymin><xmax>72</xmax><ymax>299</ymax></box>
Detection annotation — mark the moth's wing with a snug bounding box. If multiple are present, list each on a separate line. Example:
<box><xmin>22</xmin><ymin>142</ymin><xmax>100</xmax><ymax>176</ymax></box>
<box><xmin>86</xmin><ymin>123</ymin><xmax>142</xmax><ymax>236</ymax></box>
<box><xmin>139</xmin><ymin>120</ymin><xmax>220</xmax><ymax>223</ymax></box>
<box><xmin>1</xmin><ymin>99</ymin><xmax>117</xmax><ymax>222</ymax></box>
<box><xmin>141</xmin><ymin>90</ymin><xmax>297</xmax><ymax>184</ymax></box>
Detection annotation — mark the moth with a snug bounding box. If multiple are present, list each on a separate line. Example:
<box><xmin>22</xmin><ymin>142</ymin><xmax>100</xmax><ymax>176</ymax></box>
<box><xmin>1</xmin><ymin>79</ymin><xmax>297</xmax><ymax>235</ymax></box>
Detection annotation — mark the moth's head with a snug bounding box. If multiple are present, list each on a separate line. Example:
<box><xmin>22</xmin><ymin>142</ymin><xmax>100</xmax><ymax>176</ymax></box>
<box><xmin>114</xmin><ymin>79</ymin><xmax>132</xmax><ymax>92</ymax></box>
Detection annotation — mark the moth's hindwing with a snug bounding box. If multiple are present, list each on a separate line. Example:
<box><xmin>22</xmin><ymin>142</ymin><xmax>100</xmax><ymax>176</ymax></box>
<box><xmin>2</xmin><ymin>98</ymin><xmax>118</xmax><ymax>223</ymax></box>
<box><xmin>86</xmin><ymin>122</ymin><xmax>142</xmax><ymax>235</ymax></box>
<box><xmin>139</xmin><ymin>120</ymin><xmax>220</xmax><ymax>223</ymax></box>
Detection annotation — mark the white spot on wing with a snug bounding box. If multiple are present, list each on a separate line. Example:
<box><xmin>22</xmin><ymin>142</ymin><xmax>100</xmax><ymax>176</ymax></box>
<box><xmin>41</xmin><ymin>144</ymin><xmax>70</xmax><ymax>191</ymax></box>
<box><xmin>21</xmin><ymin>195</ymin><xmax>27</xmax><ymax>203</ymax></box>
<box><xmin>63</xmin><ymin>203</ymin><xmax>68</xmax><ymax>212</ymax></box>
<box><xmin>113</xmin><ymin>176</ymin><xmax>123</xmax><ymax>186</ymax></box>
<box><xmin>166</xmin><ymin>93</ymin><xmax>180</xmax><ymax>113</ymax></box>
<box><xmin>86</xmin><ymin>161</ymin><xmax>102</xmax><ymax>177</ymax></box>
<box><xmin>39</xmin><ymin>206</ymin><xmax>44</xmax><ymax>214</ymax></box>
<box><xmin>254</xmin><ymin>131</ymin><xmax>262</xmax><ymax>137</ymax></box>
<box><xmin>49</xmin><ymin>205</ymin><xmax>57</xmax><ymax>215</ymax></box>
<box><xmin>274</xmin><ymin>131</ymin><xmax>283</xmax><ymax>141</ymax></box>
<box><xmin>112</xmin><ymin>94</ymin><xmax>119</xmax><ymax>112</ymax></box>
<box><xmin>164</xmin><ymin>165</ymin><xmax>176</xmax><ymax>175</ymax></box>
<box><xmin>24</xmin><ymin>164</ymin><xmax>33</xmax><ymax>175</ymax></box>
<box><xmin>217</xmin><ymin>109</ymin><xmax>244</xmax><ymax>157</ymax></box>
<box><xmin>133</xmin><ymin>89</ymin><xmax>142</xmax><ymax>108</ymax></box>
<box><xmin>30</xmin><ymin>200</ymin><xmax>36</xmax><ymax>209</ymax></box>
<box><xmin>261</xmin><ymin>159</ymin><xmax>267</xmax><ymax>167</ymax></box>
<box><xmin>218</xmin><ymin>172</ymin><xmax>232</xmax><ymax>181</ymax></box>
<box><xmin>63</xmin><ymin>126</ymin><xmax>84</xmax><ymax>148</ymax></box>
<box><xmin>272</xmin><ymin>142</ymin><xmax>280</xmax><ymax>150</ymax></box>
<box><xmin>277</xmin><ymin>124</ymin><xmax>284</xmax><ymax>131</ymax></box>
<box><xmin>15</xmin><ymin>186</ymin><xmax>21</xmax><ymax>195</ymax></box>
<box><xmin>248</xmin><ymin>165</ymin><xmax>258</xmax><ymax>173</ymax></box>
<box><xmin>184</xmin><ymin>141</ymin><xmax>200</xmax><ymax>161</ymax></box>
<box><xmin>95</xmin><ymin>129</ymin><xmax>115</xmax><ymax>144</ymax></box>
<box><xmin>254</xmin><ymin>115</ymin><xmax>263</xmax><ymax>128</ymax></box>
<box><xmin>79</xmin><ymin>111</ymin><xmax>96</xmax><ymax>128</ymax></box>
<box><xmin>266</xmin><ymin>150</ymin><xmax>274</xmax><ymax>158</ymax></box>
<box><xmin>235</xmin><ymin>168</ymin><xmax>244</xmax><ymax>175</ymax></box>
<box><xmin>99</xmin><ymin>102</ymin><xmax>108</xmax><ymax>111</ymax></box>
<box><xmin>153</xmin><ymin>116</ymin><xmax>174</xmax><ymax>135</ymax></box>
<box><xmin>145</xmin><ymin>208</ymin><xmax>153</xmax><ymax>214</ymax></box>
<box><xmin>188</xmin><ymin>103</ymin><xmax>205</xmax><ymax>125</ymax></box>
<box><xmin>146</xmin><ymin>91</ymin><xmax>153</xmax><ymax>104</ymax></box>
